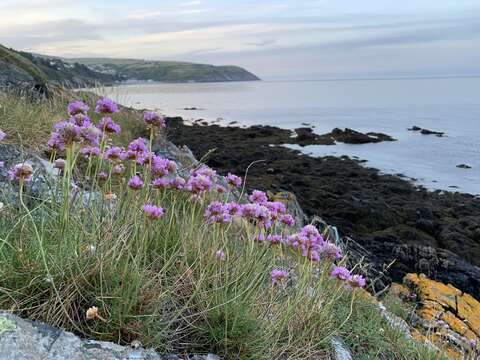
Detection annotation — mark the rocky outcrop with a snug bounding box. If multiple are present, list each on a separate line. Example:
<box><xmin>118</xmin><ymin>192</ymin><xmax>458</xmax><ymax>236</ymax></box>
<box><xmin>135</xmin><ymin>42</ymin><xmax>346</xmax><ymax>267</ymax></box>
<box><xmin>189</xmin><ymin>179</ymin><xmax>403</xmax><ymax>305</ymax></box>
<box><xmin>0</xmin><ymin>312</ymin><xmax>220</xmax><ymax>360</ymax></box>
<box><xmin>385</xmin><ymin>274</ymin><xmax>480</xmax><ymax>360</ymax></box>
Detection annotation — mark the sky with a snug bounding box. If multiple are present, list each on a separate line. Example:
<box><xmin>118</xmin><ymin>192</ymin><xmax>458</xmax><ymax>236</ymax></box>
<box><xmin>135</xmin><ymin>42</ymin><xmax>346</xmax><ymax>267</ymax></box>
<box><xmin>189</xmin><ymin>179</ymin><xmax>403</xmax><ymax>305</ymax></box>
<box><xmin>1</xmin><ymin>0</ymin><xmax>479</xmax><ymax>79</ymax></box>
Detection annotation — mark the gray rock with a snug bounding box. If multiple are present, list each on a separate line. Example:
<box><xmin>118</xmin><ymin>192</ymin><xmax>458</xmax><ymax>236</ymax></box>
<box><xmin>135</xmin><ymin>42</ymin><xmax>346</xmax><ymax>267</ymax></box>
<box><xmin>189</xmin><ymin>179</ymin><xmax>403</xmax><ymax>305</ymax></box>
<box><xmin>330</xmin><ymin>336</ymin><xmax>352</xmax><ymax>360</ymax></box>
<box><xmin>0</xmin><ymin>312</ymin><xmax>219</xmax><ymax>360</ymax></box>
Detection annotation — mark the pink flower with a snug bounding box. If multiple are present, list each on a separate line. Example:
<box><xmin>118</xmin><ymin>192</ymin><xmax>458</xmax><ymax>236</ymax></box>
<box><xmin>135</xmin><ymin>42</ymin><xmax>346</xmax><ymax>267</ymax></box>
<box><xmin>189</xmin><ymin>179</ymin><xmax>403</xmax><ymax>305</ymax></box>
<box><xmin>215</xmin><ymin>250</ymin><xmax>226</xmax><ymax>261</ymax></box>
<box><xmin>271</xmin><ymin>269</ymin><xmax>288</xmax><ymax>285</ymax></box>
<box><xmin>224</xmin><ymin>202</ymin><xmax>242</xmax><ymax>216</ymax></box>
<box><xmin>95</xmin><ymin>98</ymin><xmax>118</xmax><ymax>114</ymax></box>
<box><xmin>98</xmin><ymin>117</ymin><xmax>121</xmax><ymax>135</ymax></box>
<box><xmin>67</xmin><ymin>101</ymin><xmax>89</xmax><ymax>116</ymax></box>
<box><xmin>169</xmin><ymin>177</ymin><xmax>186</xmax><ymax>190</ymax></box>
<box><xmin>128</xmin><ymin>138</ymin><xmax>147</xmax><ymax>153</ymax></box>
<box><xmin>128</xmin><ymin>175</ymin><xmax>144</xmax><ymax>190</ymax></box>
<box><xmin>112</xmin><ymin>164</ymin><xmax>125</xmax><ymax>175</ymax></box>
<box><xmin>319</xmin><ymin>242</ymin><xmax>342</xmax><ymax>261</ymax></box>
<box><xmin>152</xmin><ymin>178</ymin><xmax>170</xmax><ymax>190</ymax></box>
<box><xmin>143</xmin><ymin>112</ymin><xmax>166</xmax><ymax>128</ymax></box>
<box><xmin>347</xmin><ymin>275</ymin><xmax>366</xmax><ymax>288</ymax></box>
<box><xmin>69</xmin><ymin>114</ymin><xmax>91</xmax><ymax>127</ymax></box>
<box><xmin>330</xmin><ymin>266</ymin><xmax>351</xmax><ymax>281</ymax></box>
<box><xmin>186</xmin><ymin>174</ymin><xmax>213</xmax><ymax>194</ymax></box>
<box><xmin>104</xmin><ymin>146</ymin><xmax>124</xmax><ymax>161</ymax></box>
<box><xmin>143</xmin><ymin>204</ymin><xmax>165</xmax><ymax>220</ymax></box>
<box><xmin>82</xmin><ymin>146</ymin><xmax>101</xmax><ymax>158</ymax></box>
<box><xmin>249</xmin><ymin>190</ymin><xmax>268</xmax><ymax>204</ymax></box>
<box><xmin>0</xmin><ymin>129</ymin><xmax>6</xmax><ymax>141</ymax></box>
<box><xmin>204</xmin><ymin>201</ymin><xmax>232</xmax><ymax>224</ymax></box>
<box><xmin>267</xmin><ymin>234</ymin><xmax>283</xmax><ymax>245</ymax></box>
<box><xmin>225</xmin><ymin>173</ymin><xmax>242</xmax><ymax>188</ymax></box>
<box><xmin>97</xmin><ymin>171</ymin><xmax>108</xmax><ymax>182</ymax></box>
<box><xmin>8</xmin><ymin>163</ymin><xmax>34</xmax><ymax>182</ymax></box>
<box><xmin>279</xmin><ymin>214</ymin><xmax>295</xmax><ymax>227</ymax></box>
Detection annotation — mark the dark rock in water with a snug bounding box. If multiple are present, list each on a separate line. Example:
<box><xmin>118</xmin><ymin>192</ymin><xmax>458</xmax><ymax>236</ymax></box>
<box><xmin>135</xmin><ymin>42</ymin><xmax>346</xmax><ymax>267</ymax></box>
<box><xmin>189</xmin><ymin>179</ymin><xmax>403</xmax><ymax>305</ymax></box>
<box><xmin>420</xmin><ymin>128</ymin><xmax>445</xmax><ymax>136</ymax></box>
<box><xmin>229</xmin><ymin>121</ymin><xmax>238</xmax><ymax>125</ymax></box>
<box><xmin>293</xmin><ymin>127</ymin><xmax>395</xmax><ymax>146</ymax></box>
<box><xmin>184</xmin><ymin>107</ymin><xmax>199</xmax><ymax>110</ymax></box>
<box><xmin>201</xmin><ymin>121</ymin><xmax>209</xmax><ymax>126</ymax></box>
<box><xmin>331</xmin><ymin>128</ymin><xmax>396</xmax><ymax>144</ymax></box>
<box><xmin>408</xmin><ymin>126</ymin><xmax>445</xmax><ymax>137</ymax></box>
<box><xmin>408</xmin><ymin>126</ymin><xmax>422</xmax><ymax>131</ymax></box>
<box><xmin>165</xmin><ymin>116</ymin><xmax>480</xmax><ymax>299</ymax></box>
<box><xmin>456</xmin><ymin>164</ymin><xmax>472</xmax><ymax>169</ymax></box>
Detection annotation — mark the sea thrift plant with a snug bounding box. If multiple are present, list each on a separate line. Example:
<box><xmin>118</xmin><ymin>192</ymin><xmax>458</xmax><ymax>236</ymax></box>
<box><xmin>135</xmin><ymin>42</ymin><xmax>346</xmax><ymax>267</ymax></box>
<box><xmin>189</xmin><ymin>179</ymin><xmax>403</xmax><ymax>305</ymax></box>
<box><xmin>1</xmin><ymin>98</ymin><xmax>406</xmax><ymax>360</ymax></box>
<box><xmin>347</xmin><ymin>274</ymin><xmax>366</xmax><ymax>288</ymax></box>
<box><xmin>8</xmin><ymin>163</ymin><xmax>34</xmax><ymax>182</ymax></box>
<box><xmin>152</xmin><ymin>178</ymin><xmax>170</xmax><ymax>190</ymax></box>
<box><xmin>249</xmin><ymin>190</ymin><xmax>268</xmax><ymax>204</ymax></box>
<box><xmin>143</xmin><ymin>204</ymin><xmax>165</xmax><ymax>220</ymax></box>
<box><xmin>143</xmin><ymin>112</ymin><xmax>166</xmax><ymax>129</ymax></box>
<box><xmin>225</xmin><ymin>173</ymin><xmax>242</xmax><ymax>188</ymax></box>
<box><xmin>271</xmin><ymin>269</ymin><xmax>288</xmax><ymax>285</ymax></box>
<box><xmin>205</xmin><ymin>201</ymin><xmax>231</xmax><ymax>224</ymax></box>
<box><xmin>67</xmin><ymin>101</ymin><xmax>89</xmax><ymax>116</ymax></box>
<box><xmin>0</xmin><ymin>129</ymin><xmax>6</xmax><ymax>141</ymax></box>
<box><xmin>98</xmin><ymin>117</ymin><xmax>121</xmax><ymax>135</ymax></box>
<box><xmin>128</xmin><ymin>175</ymin><xmax>144</xmax><ymax>190</ymax></box>
<box><xmin>95</xmin><ymin>98</ymin><xmax>119</xmax><ymax>114</ymax></box>
<box><xmin>330</xmin><ymin>266</ymin><xmax>351</xmax><ymax>281</ymax></box>
<box><xmin>82</xmin><ymin>146</ymin><xmax>101</xmax><ymax>158</ymax></box>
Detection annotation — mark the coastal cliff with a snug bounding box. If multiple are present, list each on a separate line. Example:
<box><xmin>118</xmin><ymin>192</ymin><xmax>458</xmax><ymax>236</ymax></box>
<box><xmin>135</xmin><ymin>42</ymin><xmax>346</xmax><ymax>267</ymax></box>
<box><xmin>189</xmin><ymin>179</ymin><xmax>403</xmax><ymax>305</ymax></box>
<box><xmin>0</xmin><ymin>44</ymin><xmax>260</xmax><ymax>92</ymax></box>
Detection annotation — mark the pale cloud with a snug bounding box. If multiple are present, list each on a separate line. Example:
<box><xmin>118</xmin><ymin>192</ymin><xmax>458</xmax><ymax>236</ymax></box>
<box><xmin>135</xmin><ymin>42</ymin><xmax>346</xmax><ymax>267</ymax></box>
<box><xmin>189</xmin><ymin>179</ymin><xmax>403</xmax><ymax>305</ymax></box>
<box><xmin>0</xmin><ymin>0</ymin><xmax>479</xmax><ymax>78</ymax></box>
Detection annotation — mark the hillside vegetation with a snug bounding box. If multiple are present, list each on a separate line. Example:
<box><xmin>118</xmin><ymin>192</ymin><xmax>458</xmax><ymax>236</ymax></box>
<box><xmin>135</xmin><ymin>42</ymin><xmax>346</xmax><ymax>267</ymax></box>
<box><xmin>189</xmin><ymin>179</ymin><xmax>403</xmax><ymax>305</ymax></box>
<box><xmin>68</xmin><ymin>58</ymin><xmax>260</xmax><ymax>83</ymax></box>
<box><xmin>0</xmin><ymin>45</ymin><xmax>48</xmax><ymax>86</ymax></box>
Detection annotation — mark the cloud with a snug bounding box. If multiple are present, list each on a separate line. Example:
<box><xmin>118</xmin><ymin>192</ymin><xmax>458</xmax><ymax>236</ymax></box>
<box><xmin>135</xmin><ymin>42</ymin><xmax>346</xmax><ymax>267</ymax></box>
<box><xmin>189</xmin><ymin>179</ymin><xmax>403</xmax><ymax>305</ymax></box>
<box><xmin>245</xmin><ymin>39</ymin><xmax>277</xmax><ymax>47</ymax></box>
<box><xmin>180</xmin><ymin>0</ymin><xmax>203</xmax><ymax>7</ymax></box>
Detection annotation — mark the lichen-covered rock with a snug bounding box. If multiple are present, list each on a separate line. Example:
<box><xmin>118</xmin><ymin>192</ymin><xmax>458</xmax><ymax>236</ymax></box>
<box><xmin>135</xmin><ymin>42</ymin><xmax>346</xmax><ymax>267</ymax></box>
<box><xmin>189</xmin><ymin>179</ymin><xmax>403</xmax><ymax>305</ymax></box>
<box><xmin>0</xmin><ymin>312</ymin><xmax>220</xmax><ymax>360</ymax></box>
<box><xmin>399</xmin><ymin>273</ymin><xmax>480</xmax><ymax>359</ymax></box>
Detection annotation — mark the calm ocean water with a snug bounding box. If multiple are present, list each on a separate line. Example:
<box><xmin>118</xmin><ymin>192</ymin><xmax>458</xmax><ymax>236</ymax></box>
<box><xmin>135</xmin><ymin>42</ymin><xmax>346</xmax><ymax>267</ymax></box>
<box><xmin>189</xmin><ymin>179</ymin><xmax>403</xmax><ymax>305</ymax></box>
<box><xmin>107</xmin><ymin>78</ymin><xmax>480</xmax><ymax>195</ymax></box>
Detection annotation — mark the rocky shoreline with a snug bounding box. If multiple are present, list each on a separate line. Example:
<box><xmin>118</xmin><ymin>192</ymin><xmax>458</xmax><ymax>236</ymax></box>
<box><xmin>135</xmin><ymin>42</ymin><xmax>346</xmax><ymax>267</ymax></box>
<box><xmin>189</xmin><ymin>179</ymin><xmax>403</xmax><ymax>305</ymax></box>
<box><xmin>166</xmin><ymin>117</ymin><xmax>480</xmax><ymax>298</ymax></box>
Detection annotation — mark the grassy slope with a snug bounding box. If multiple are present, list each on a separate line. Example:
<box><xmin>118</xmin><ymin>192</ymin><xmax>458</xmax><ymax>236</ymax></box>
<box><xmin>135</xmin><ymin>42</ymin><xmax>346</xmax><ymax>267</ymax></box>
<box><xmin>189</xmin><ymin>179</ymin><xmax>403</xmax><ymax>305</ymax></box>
<box><xmin>0</xmin><ymin>92</ymin><xmax>448</xmax><ymax>360</ymax></box>
<box><xmin>68</xmin><ymin>58</ymin><xmax>260</xmax><ymax>82</ymax></box>
<box><xmin>0</xmin><ymin>45</ymin><xmax>48</xmax><ymax>85</ymax></box>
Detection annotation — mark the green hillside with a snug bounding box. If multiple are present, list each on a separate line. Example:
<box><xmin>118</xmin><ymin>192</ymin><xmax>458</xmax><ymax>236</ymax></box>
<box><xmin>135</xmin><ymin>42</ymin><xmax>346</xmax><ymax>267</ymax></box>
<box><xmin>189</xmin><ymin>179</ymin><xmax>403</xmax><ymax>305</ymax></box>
<box><xmin>68</xmin><ymin>57</ymin><xmax>260</xmax><ymax>83</ymax></box>
<box><xmin>0</xmin><ymin>45</ymin><xmax>48</xmax><ymax>85</ymax></box>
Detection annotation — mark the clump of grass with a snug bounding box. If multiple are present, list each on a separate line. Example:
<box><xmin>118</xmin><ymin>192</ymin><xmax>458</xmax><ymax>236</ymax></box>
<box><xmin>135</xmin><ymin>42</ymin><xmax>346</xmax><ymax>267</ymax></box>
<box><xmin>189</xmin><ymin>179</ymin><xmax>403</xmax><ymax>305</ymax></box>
<box><xmin>0</xmin><ymin>96</ymin><xmax>447</xmax><ymax>359</ymax></box>
<box><xmin>0</xmin><ymin>90</ymin><xmax>147</xmax><ymax>151</ymax></box>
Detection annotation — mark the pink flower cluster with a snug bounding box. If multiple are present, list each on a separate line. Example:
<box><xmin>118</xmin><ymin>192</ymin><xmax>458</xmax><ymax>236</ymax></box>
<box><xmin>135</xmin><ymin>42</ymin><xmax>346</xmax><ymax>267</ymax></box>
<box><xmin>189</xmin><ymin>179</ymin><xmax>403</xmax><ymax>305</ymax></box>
<box><xmin>143</xmin><ymin>112</ymin><xmax>166</xmax><ymax>129</ymax></box>
<box><xmin>330</xmin><ymin>266</ymin><xmax>366</xmax><ymax>288</ymax></box>
<box><xmin>48</xmin><ymin>99</ymin><xmax>120</xmax><ymax>151</ymax></box>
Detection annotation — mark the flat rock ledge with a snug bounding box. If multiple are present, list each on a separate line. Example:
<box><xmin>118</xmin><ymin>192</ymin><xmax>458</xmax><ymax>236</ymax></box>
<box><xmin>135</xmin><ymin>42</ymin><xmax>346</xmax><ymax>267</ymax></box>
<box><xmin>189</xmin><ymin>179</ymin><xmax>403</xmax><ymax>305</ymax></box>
<box><xmin>0</xmin><ymin>312</ymin><xmax>219</xmax><ymax>360</ymax></box>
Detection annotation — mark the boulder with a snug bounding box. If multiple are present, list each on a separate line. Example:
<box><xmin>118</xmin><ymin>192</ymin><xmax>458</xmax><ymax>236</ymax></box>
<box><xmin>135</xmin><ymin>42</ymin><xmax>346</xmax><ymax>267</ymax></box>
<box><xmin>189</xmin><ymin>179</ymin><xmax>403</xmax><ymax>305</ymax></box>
<box><xmin>386</xmin><ymin>274</ymin><xmax>480</xmax><ymax>360</ymax></box>
<box><xmin>0</xmin><ymin>312</ymin><xmax>219</xmax><ymax>360</ymax></box>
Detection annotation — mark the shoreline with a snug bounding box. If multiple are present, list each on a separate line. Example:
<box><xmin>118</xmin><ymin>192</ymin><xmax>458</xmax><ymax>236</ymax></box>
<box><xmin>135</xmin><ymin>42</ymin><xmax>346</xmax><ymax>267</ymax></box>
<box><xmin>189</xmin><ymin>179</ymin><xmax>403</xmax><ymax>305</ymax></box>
<box><xmin>165</xmin><ymin>115</ymin><xmax>480</xmax><ymax>298</ymax></box>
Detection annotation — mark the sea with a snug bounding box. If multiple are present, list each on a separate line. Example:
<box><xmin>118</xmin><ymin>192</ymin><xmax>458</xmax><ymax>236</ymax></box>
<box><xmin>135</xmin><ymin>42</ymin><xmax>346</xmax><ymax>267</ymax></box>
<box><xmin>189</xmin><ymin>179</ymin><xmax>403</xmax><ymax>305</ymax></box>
<box><xmin>104</xmin><ymin>77</ymin><xmax>480</xmax><ymax>195</ymax></box>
